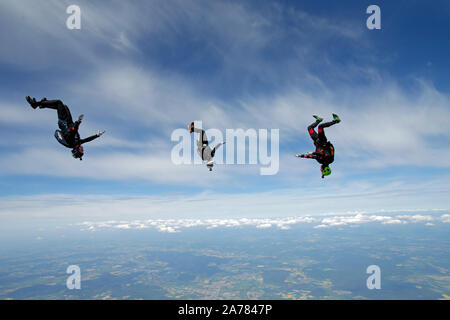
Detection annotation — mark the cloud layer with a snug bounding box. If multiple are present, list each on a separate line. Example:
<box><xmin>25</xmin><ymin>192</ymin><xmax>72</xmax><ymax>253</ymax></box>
<box><xmin>78</xmin><ymin>212</ymin><xmax>450</xmax><ymax>233</ymax></box>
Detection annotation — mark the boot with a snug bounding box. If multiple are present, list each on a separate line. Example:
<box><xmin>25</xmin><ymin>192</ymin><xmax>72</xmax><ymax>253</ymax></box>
<box><xmin>332</xmin><ymin>113</ymin><xmax>341</xmax><ymax>123</ymax></box>
<box><xmin>26</xmin><ymin>96</ymin><xmax>39</xmax><ymax>109</ymax></box>
<box><xmin>313</xmin><ymin>115</ymin><xmax>323</xmax><ymax>122</ymax></box>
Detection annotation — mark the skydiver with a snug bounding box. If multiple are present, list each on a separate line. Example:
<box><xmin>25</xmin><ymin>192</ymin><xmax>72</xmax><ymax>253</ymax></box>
<box><xmin>26</xmin><ymin>96</ymin><xmax>105</xmax><ymax>160</ymax></box>
<box><xmin>188</xmin><ymin>122</ymin><xmax>225</xmax><ymax>171</ymax></box>
<box><xmin>296</xmin><ymin>114</ymin><xmax>341</xmax><ymax>178</ymax></box>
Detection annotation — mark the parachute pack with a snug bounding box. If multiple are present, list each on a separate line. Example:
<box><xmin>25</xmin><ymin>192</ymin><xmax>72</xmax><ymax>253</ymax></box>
<box><xmin>54</xmin><ymin>130</ymin><xmax>71</xmax><ymax>148</ymax></box>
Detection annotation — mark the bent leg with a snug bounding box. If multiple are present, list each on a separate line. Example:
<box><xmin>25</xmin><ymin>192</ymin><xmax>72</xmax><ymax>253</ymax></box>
<box><xmin>40</xmin><ymin>100</ymin><xmax>73</xmax><ymax>123</ymax></box>
<box><xmin>307</xmin><ymin>120</ymin><xmax>321</xmax><ymax>141</ymax></box>
<box><xmin>193</xmin><ymin>127</ymin><xmax>208</xmax><ymax>149</ymax></box>
<box><xmin>59</xmin><ymin>104</ymin><xmax>73</xmax><ymax>123</ymax></box>
<box><xmin>317</xmin><ymin>120</ymin><xmax>338</xmax><ymax>142</ymax></box>
<box><xmin>318</xmin><ymin>120</ymin><xmax>338</xmax><ymax>129</ymax></box>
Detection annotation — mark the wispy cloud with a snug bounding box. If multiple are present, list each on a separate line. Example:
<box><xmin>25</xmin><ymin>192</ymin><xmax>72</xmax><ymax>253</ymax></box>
<box><xmin>1</xmin><ymin>0</ymin><xmax>449</xmax><ymax>216</ymax></box>
<box><xmin>0</xmin><ymin>185</ymin><xmax>449</xmax><ymax>222</ymax></box>
<box><xmin>2</xmin><ymin>77</ymin><xmax>449</xmax><ymax>194</ymax></box>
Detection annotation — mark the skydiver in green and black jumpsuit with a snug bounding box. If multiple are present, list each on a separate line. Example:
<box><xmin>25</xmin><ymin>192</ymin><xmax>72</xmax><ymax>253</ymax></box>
<box><xmin>296</xmin><ymin>114</ymin><xmax>341</xmax><ymax>178</ymax></box>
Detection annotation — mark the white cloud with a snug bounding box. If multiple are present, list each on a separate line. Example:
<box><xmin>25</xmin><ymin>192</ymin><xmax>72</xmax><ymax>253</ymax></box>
<box><xmin>312</xmin><ymin>213</ymin><xmax>440</xmax><ymax>229</ymax></box>
<box><xmin>76</xmin><ymin>211</ymin><xmax>450</xmax><ymax>233</ymax></box>
<box><xmin>397</xmin><ymin>214</ymin><xmax>435</xmax><ymax>223</ymax></box>
<box><xmin>0</xmin><ymin>144</ymin><xmax>237</xmax><ymax>185</ymax></box>
<box><xmin>0</xmin><ymin>102</ymin><xmax>54</xmax><ymax>127</ymax></box>
<box><xmin>78</xmin><ymin>216</ymin><xmax>319</xmax><ymax>232</ymax></box>
<box><xmin>0</xmin><ymin>188</ymin><xmax>449</xmax><ymax>225</ymax></box>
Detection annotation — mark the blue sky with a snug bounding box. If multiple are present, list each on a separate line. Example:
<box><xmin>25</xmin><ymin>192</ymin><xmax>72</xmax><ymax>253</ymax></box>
<box><xmin>0</xmin><ymin>0</ymin><xmax>449</xmax><ymax>222</ymax></box>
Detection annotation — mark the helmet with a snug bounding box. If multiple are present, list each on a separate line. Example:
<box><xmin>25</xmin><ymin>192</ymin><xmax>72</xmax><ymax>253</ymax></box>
<box><xmin>206</xmin><ymin>160</ymin><xmax>214</xmax><ymax>171</ymax></box>
<box><xmin>72</xmin><ymin>146</ymin><xmax>84</xmax><ymax>160</ymax></box>
<box><xmin>321</xmin><ymin>165</ymin><xmax>331</xmax><ymax>177</ymax></box>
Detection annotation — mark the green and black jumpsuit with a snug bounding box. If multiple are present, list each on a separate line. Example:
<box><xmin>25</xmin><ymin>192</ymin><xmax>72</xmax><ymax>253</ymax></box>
<box><xmin>299</xmin><ymin>119</ymin><xmax>338</xmax><ymax>167</ymax></box>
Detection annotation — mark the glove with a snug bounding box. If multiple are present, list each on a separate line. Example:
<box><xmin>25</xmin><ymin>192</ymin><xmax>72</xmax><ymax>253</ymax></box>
<box><xmin>77</xmin><ymin>114</ymin><xmax>84</xmax><ymax>122</ymax></box>
<box><xmin>97</xmin><ymin>130</ymin><xmax>105</xmax><ymax>137</ymax></box>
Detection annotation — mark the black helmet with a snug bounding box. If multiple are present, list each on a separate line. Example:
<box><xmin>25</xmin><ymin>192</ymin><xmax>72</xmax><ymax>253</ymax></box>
<box><xmin>72</xmin><ymin>146</ymin><xmax>84</xmax><ymax>160</ymax></box>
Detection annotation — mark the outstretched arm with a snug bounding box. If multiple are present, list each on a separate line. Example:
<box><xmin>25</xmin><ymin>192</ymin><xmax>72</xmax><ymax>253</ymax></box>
<box><xmin>72</xmin><ymin>115</ymin><xmax>84</xmax><ymax>131</ymax></box>
<box><xmin>79</xmin><ymin>130</ymin><xmax>105</xmax><ymax>145</ymax></box>
<box><xmin>211</xmin><ymin>141</ymin><xmax>225</xmax><ymax>158</ymax></box>
<box><xmin>213</xmin><ymin>141</ymin><xmax>225</xmax><ymax>151</ymax></box>
<box><xmin>295</xmin><ymin>151</ymin><xmax>323</xmax><ymax>159</ymax></box>
<box><xmin>79</xmin><ymin>134</ymin><xmax>98</xmax><ymax>145</ymax></box>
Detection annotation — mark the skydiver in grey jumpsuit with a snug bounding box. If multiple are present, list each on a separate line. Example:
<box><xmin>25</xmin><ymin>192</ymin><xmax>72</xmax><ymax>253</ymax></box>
<box><xmin>189</xmin><ymin>122</ymin><xmax>225</xmax><ymax>171</ymax></box>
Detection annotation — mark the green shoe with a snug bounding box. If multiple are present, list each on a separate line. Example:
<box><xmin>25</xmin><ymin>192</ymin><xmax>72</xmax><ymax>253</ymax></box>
<box><xmin>313</xmin><ymin>115</ymin><xmax>323</xmax><ymax>122</ymax></box>
<box><xmin>332</xmin><ymin>113</ymin><xmax>341</xmax><ymax>123</ymax></box>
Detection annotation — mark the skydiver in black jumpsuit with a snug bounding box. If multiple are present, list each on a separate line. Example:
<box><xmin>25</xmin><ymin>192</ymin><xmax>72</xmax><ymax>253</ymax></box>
<box><xmin>26</xmin><ymin>96</ymin><xmax>105</xmax><ymax>160</ymax></box>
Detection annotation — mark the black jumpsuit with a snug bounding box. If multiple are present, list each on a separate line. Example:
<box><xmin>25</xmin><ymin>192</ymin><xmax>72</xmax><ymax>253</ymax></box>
<box><xmin>40</xmin><ymin>100</ymin><xmax>99</xmax><ymax>148</ymax></box>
